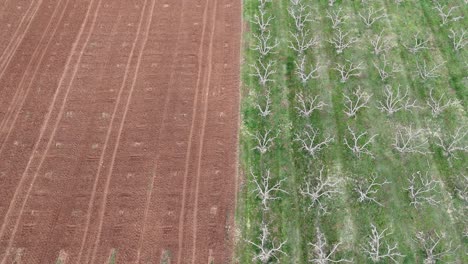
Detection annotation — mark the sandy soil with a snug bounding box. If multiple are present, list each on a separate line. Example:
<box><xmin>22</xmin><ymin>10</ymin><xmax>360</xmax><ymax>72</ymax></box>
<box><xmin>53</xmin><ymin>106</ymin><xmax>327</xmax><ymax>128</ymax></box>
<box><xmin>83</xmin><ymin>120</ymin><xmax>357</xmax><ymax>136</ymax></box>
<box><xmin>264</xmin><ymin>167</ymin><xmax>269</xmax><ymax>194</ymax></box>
<box><xmin>0</xmin><ymin>0</ymin><xmax>240</xmax><ymax>263</ymax></box>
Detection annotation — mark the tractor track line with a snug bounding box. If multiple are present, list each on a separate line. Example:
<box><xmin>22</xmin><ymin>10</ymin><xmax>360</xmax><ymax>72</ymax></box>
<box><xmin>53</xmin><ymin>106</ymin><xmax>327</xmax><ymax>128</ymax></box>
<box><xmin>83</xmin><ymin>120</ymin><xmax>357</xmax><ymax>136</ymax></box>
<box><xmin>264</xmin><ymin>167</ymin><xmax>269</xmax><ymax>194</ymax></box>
<box><xmin>84</xmin><ymin>0</ymin><xmax>157</xmax><ymax>262</ymax></box>
<box><xmin>0</xmin><ymin>0</ymin><xmax>101</xmax><ymax>262</ymax></box>
<box><xmin>133</xmin><ymin>0</ymin><xmax>186</xmax><ymax>261</ymax></box>
<box><xmin>75</xmin><ymin>1</ymin><xmax>149</xmax><ymax>262</ymax></box>
<box><xmin>0</xmin><ymin>0</ymin><xmax>67</xmax><ymax>155</ymax></box>
<box><xmin>190</xmin><ymin>0</ymin><xmax>218</xmax><ymax>262</ymax></box>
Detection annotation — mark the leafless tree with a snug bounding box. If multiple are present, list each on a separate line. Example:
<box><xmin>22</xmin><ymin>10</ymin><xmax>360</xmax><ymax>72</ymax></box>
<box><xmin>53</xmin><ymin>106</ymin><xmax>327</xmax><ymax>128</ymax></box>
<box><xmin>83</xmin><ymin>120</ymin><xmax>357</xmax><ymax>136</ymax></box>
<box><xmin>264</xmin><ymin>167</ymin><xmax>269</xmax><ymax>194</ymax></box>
<box><xmin>288</xmin><ymin>2</ymin><xmax>313</xmax><ymax>32</ymax></box>
<box><xmin>373</xmin><ymin>55</ymin><xmax>402</xmax><ymax>81</ymax></box>
<box><xmin>300</xmin><ymin>167</ymin><xmax>342</xmax><ymax>215</ymax></box>
<box><xmin>295</xmin><ymin>92</ymin><xmax>327</xmax><ymax>118</ymax></box>
<box><xmin>353</xmin><ymin>174</ymin><xmax>390</xmax><ymax>206</ymax></box>
<box><xmin>358</xmin><ymin>7</ymin><xmax>387</xmax><ymax>27</ymax></box>
<box><xmin>406</xmin><ymin>171</ymin><xmax>441</xmax><ymax>207</ymax></box>
<box><xmin>309</xmin><ymin>226</ymin><xmax>352</xmax><ymax>263</ymax></box>
<box><xmin>251</xmin><ymin>59</ymin><xmax>276</xmax><ymax>86</ymax></box>
<box><xmin>256</xmin><ymin>88</ymin><xmax>273</xmax><ymax>118</ymax></box>
<box><xmin>454</xmin><ymin>174</ymin><xmax>468</xmax><ymax>204</ymax></box>
<box><xmin>394</xmin><ymin>0</ymin><xmax>404</xmax><ymax>5</ymax></box>
<box><xmin>328</xmin><ymin>0</ymin><xmax>336</xmax><ymax>7</ymax></box>
<box><xmin>328</xmin><ymin>28</ymin><xmax>358</xmax><ymax>54</ymax></box>
<box><xmin>258</xmin><ymin>0</ymin><xmax>272</xmax><ymax>11</ymax></box>
<box><xmin>392</xmin><ymin>125</ymin><xmax>431</xmax><ymax>155</ymax></box>
<box><xmin>426</xmin><ymin>88</ymin><xmax>457</xmax><ymax>117</ymax></box>
<box><xmin>344</xmin><ymin>126</ymin><xmax>378</xmax><ymax>159</ymax></box>
<box><xmin>415</xmin><ymin>231</ymin><xmax>458</xmax><ymax>264</ymax></box>
<box><xmin>403</xmin><ymin>32</ymin><xmax>429</xmax><ymax>54</ymax></box>
<box><xmin>343</xmin><ymin>86</ymin><xmax>372</xmax><ymax>118</ymax></box>
<box><xmin>433</xmin><ymin>3</ymin><xmax>463</xmax><ymax>26</ymax></box>
<box><xmin>433</xmin><ymin>126</ymin><xmax>467</xmax><ymax>160</ymax></box>
<box><xmin>448</xmin><ymin>28</ymin><xmax>466</xmax><ymax>51</ymax></box>
<box><xmin>246</xmin><ymin>221</ymin><xmax>287</xmax><ymax>263</ymax></box>
<box><xmin>252</xmin><ymin>31</ymin><xmax>279</xmax><ymax>57</ymax></box>
<box><xmin>377</xmin><ymin>84</ymin><xmax>420</xmax><ymax>115</ymax></box>
<box><xmin>295</xmin><ymin>125</ymin><xmax>334</xmax><ymax>158</ymax></box>
<box><xmin>289</xmin><ymin>30</ymin><xmax>320</xmax><ymax>54</ymax></box>
<box><xmin>333</xmin><ymin>60</ymin><xmax>364</xmax><ymax>83</ymax></box>
<box><xmin>295</xmin><ymin>56</ymin><xmax>322</xmax><ymax>83</ymax></box>
<box><xmin>362</xmin><ymin>224</ymin><xmax>405</xmax><ymax>263</ymax></box>
<box><xmin>370</xmin><ymin>30</ymin><xmax>393</xmax><ymax>55</ymax></box>
<box><xmin>416</xmin><ymin>60</ymin><xmax>445</xmax><ymax>80</ymax></box>
<box><xmin>251</xmin><ymin>128</ymin><xmax>278</xmax><ymax>154</ymax></box>
<box><xmin>252</xmin><ymin>9</ymin><xmax>274</xmax><ymax>33</ymax></box>
<box><xmin>251</xmin><ymin>169</ymin><xmax>288</xmax><ymax>211</ymax></box>
<box><xmin>326</xmin><ymin>8</ymin><xmax>347</xmax><ymax>29</ymax></box>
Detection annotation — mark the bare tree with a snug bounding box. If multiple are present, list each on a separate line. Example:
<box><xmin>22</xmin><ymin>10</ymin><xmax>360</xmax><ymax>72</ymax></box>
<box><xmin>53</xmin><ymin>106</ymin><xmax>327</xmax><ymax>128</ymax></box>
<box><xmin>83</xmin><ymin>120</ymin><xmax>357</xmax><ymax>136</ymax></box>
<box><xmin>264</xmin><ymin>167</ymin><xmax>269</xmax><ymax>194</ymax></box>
<box><xmin>252</xmin><ymin>31</ymin><xmax>279</xmax><ymax>57</ymax></box>
<box><xmin>415</xmin><ymin>231</ymin><xmax>458</xmax><ymax>264</ymax></box>
<box><xmin>426</xmin><ymin>88</ymin><xmax>457</xmax><ymax>117</ymax></box>
<box><xmin>258</xmin><ymin>0</ymin><xmax>272</xmax><ymax>11</ymax></box>
<box><xmin>328</xmin><ymin>28</ymin><xmax>358</xmax><ymax>54</ymax></box>
<box><xmin>433</xmin><ymin>3</ymin><xmax>463</xmax><ymax>26</ymax></box>
<box><xmin>326</xmin><ymin>8</ymin><xmax>347</xmax><ymax>29</ymax></box>
<box><xmin>403</xmin><ymin>32</ymin><xmax>429</xmax><ymax>54</ymax></box>
<box><xmin>300</xmin><ymin>167</ymin><xmax>342</xmax><ymax>215</ymax></box>
<box><xmin>454</xmin><ymin>174</ymin><xmax>468</xmax><ymax>204</ymax></box>
<box><xmin>433</xmin><ymin>126</ymin><xmax>467</xmax><ymax>160</ymax></box>
<box><xmin>343</xmin><ymin>86</ymin><xmax>372</xmax><ymax>118</ymax></box>
<box><xmin>353</xmin><ymin>174</ymin><xmax>390</xmax><ymax>206</ymax></box>
<box><xmin>416</xmin><ymin>60</ymin><xmax>445</xmax><ymax>80</ymax></box>
<box><xmin>295</xmin><ymin>92</ymin><xmax>327</xmax><ymax>118</ymax></box>
<box><xmin>370</xmin><ymin>30</ymin><xmax>393</xmax><ymax>55</ymax></box>
<box><xmin>406</xmin><ymin>171</ymin><xmax>441</xmax><ymax>207</ymax></box>
<box><xmin>251</xmin><ymin>59</ymin><xmax>276</xmax><ymax>86</ymax></box>
<box><xmin>295</xmin><ymin>125</ymin><xmax>334</xmax><ymax>158</ymax></box>
<box><xmin>309</xmin><ymin>226</ymin><xmax>352</xmax><ymax>263</ymax></box>
<box><xmin>377</xmin><ymin>84</ymin><xmax>420</xmax><ymax>115</ymax></box>
<box><xmin>333</xmin><ymin>60</ymin><xmax>364</xmax><ymax>83</ymax></box>
<box><xmin>394</xmin><ymin>0</ymin><xmax>404</xmax><ymax>5</ymax></box>
<box><xmin>362</xmin><ymin>224</ymin><xmax>405</xmax><ymax>263</ymax></box>
<box><xmin>373</xmin><ymin>55</ymin><xmax>402</xmax><ymax>81</ymax></box>
<box><xmin>358</xmin><ymin>7</ymin><xmax>387</xmax><ymax>27</ymax></box>
<box><xmin>392</xmin><ymin>125</ymin><xmax>431</xmax><ymax>155</ymax></box>
<box><xmin>289</xmin><ymin>30</ymin><xmax>320</xmax><ymax>54</ymax></box>
<box><xmin>256</xmin><ymin>88</ymin><xmax>273</xmax><ymax>118</ymax></box>
<box><xmin>251</xmin><ymin>169</ymin><xmax>288</xmax><ymax>211</ymax></box>
<box><xmin>448</xmin><ymin>28</ymin><xmax>467</xmax><ymax>51</ymax></box>
<box><xmin>252</xmin><ymin>9</ymin><xmax>274</xmax><ymax>33</ymax></box>
<box><xmin>344</xmin><ymin>126</ymin><xmax>378</xmax><ymax>159</ymax></box>
<box><xmin>295</xmin><ymin>56</ymin><xmax>322</xmax><ymax>83</ymax></box>
<box><xmin>288</xmin><ymin>2</ymin><xmax>313</xmax><ymax>32</ymax></box>
<box><xmin>251</xmin><ymin>128</ymin><xmax>278</xmax><ymax>154</ymax></box>
<box><xmin>328</xmin><ymin>0</ymin><xmax>336</xmax><ymax>7</ymax></box>
<box><xmin>246</xmin><ymin>221</ymin><xmax>287</xmax><ymax>263</ymax></box>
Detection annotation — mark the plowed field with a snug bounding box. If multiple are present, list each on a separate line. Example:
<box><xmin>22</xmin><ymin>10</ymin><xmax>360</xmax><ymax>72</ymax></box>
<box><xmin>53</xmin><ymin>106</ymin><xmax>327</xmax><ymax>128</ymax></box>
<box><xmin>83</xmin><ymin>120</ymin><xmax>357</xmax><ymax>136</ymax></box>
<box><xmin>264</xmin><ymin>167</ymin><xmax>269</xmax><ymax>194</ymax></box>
<box><xmin>0</xmin><ymin>0</ymin><xmax>240</xmax><ymax>263</ymax></box>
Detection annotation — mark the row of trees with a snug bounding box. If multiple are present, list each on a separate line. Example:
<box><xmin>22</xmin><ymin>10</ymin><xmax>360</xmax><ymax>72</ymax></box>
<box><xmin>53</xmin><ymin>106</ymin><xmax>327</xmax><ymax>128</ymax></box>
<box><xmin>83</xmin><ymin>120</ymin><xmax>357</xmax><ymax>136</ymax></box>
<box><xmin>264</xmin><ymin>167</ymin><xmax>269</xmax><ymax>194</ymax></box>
<box><xmin>253</xmin><ymin>123</ymin><xmax>467</xmax><ymax>161</ymax></box>
<box><xmin>246</xmin><ymin>1</ymin><xmax>286</xmax><ymax>263</ymax></box>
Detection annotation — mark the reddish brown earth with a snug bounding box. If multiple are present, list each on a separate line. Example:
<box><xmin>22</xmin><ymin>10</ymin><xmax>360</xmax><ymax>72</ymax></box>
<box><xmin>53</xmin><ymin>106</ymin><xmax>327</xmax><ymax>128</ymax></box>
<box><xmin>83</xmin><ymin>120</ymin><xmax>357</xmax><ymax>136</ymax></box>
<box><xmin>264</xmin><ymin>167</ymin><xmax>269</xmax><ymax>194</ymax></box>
<box><xmin>0</xmin><ymin>0</ymin><xmax>241</xmax><ymax>263</ymax></box>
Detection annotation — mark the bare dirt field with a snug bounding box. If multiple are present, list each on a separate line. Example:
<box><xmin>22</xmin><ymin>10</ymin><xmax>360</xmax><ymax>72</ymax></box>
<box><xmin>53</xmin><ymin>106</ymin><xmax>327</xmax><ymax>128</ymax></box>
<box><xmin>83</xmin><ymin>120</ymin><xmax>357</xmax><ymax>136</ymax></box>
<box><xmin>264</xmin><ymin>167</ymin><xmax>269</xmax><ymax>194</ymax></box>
<box><xmin>0</xmin><ymin>0</ymin><xmax>241</xmax><ymax>263</ymax></box>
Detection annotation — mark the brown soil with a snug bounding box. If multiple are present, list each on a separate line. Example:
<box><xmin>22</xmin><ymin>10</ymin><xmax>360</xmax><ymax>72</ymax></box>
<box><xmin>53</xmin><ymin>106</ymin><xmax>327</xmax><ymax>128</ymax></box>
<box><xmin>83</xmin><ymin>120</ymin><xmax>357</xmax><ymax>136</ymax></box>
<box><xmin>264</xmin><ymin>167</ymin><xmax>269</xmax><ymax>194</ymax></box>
<box><xmin>0</xmin><ymin>0</ymin><xmax>241</xmax><ymax>263</ymax></box>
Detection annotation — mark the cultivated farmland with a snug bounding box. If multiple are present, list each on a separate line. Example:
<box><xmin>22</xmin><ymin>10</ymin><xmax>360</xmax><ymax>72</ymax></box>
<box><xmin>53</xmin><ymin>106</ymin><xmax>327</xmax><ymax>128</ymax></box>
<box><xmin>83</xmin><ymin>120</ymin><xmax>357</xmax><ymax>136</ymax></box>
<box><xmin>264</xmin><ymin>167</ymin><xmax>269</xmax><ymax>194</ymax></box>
<box><xmin>237</xmin><ymin>0</ymin><xmax>467</xmax><ymax>263</ymax></box>
<box><xmin>0</xmin><ymin>0</ymin><xmax>240</xmax><ymax>263</ymax></box>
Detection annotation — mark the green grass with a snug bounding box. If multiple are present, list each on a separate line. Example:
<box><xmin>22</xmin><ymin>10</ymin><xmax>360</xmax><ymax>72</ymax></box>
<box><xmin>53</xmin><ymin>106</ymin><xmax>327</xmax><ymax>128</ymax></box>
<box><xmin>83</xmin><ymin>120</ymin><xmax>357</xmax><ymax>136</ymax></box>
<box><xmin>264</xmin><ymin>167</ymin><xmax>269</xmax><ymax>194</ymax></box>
<box><xmin>236</xmin><ymin>0</ymin><xmax>467</xmax><ymax>263</ymax></box>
